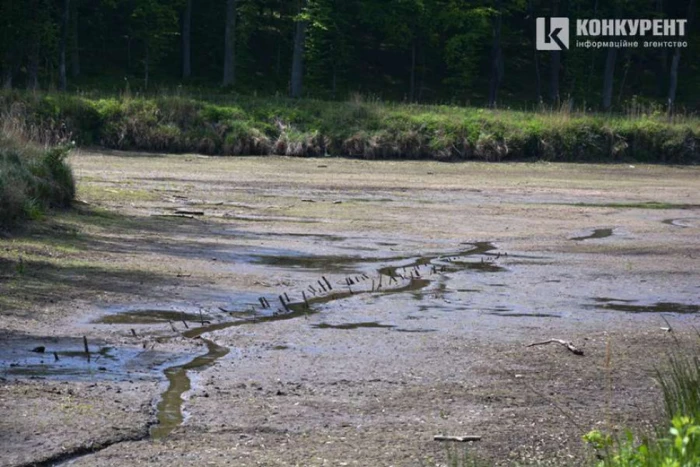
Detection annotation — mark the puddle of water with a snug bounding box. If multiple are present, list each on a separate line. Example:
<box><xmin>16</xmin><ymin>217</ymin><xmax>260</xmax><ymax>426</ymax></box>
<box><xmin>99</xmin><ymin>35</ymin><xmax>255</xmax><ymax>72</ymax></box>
<box><xmin>597</xmin><ymin>301</ymin><xmax>699</xmax><ymax>314</ymax></box>
<box><xmin>229</xmin><ymin>215</ymin><xmax>320</xmax><ymax>223</ymax></box>
<box><xmin>312</xmin><ymin>322</ymin><xmax>396</xmax><ymax>330</ymax></box>
<box><xmin>252</xmin><ymin>253</ymin><xmax>363</xmax><ymax>272</ymax></box>
<box><xmin>662</xmin><ymin>218</ymin><xmax>696</xmax><ymax>228</ymax></box>
<box><xmin>97</xmin><ymin>310</ymin><xmax>210</xmax><ymax>325</ymax></box>
<box><xmin>593</xmin><ymin>297</ymin><xmax>636</xmax><ymax>304</ymax></box>
<box><xmin>485</xmin><ymin>312</ymin><xmax>561</xmax><ymax>318</ymax></box>
<box><xmin>571</xmin><ymin>228</ymin><xmax>614</xmax><ymax>241</ymax></box>
<box><xmin>1</xmin><ymin>338</ymin><xmax>179</xmax><ymax>381</ymax></box>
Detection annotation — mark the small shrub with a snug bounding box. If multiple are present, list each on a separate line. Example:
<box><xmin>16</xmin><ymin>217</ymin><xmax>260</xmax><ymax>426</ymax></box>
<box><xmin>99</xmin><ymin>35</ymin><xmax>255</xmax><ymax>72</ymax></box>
<box><xmin>0</xmin><ymin>134</ymin><xmax>75</xmax><ymax>227</ymax></box>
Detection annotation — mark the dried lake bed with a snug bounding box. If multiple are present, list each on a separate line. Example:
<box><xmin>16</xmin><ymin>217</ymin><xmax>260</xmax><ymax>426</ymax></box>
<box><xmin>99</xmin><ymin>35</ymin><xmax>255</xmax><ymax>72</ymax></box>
<box><xmin>1</xmin><ymin>153</ymin><xmax>699</xmax><ymax>466</ymax></box>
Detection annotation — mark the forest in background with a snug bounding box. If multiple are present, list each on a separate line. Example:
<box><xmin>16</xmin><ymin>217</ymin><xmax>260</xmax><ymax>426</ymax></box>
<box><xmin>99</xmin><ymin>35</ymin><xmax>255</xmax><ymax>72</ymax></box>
<box><xmin>1</xmin><ymin>0</ymin><xmax>698</xmax><ymax>111</ymax></box>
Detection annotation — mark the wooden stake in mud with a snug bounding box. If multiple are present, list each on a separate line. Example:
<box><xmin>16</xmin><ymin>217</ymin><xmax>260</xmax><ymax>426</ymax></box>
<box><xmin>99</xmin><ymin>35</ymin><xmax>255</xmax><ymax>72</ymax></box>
<box><xmin>130</xmin><ymin>328</ymin><xmax>137</xmax><ymax>337</ymax></box>
<box><xmin>279</xmin><ymin>295</ymin><xmax>290</xmax><ymax>312</ymax></box>
<box><xmin>182</xmin><ymin>320</ymin><xmax>189</xmax><ymax>329</ymax></box>
<box><xmin>322</xmin><ymin>276</ymin><xmax>333</xmax><ymax>291</ymax></box>
<box><xmin>284</xmin><ymin>292</ymin><xmax>290</xmax><ymax>303</ymax></box>
<box><xmin>169</xmin><ymin>321</ymin><xmax>178</xmax><ymax>332</ymax></box>
<box><xmin>53</xmin><ymin>351</ymin><xmax>60</xmax><ymax>362</ymax></box>
<box><xmin>259</xmin><ymin>297</ymin><xmax>267</xmax><ymax>309</ymax></box>
<box><xmin>309</xmin><ymin>285</ymin><xmax>317</xmax><ymax>294</ymax></box>
<box><xmin>83</xmin><ymin>336</ymin><xmax>90</xmax><ymax>363</ymax></box>
<box><xmin>317</xmin><ymin>280</ymin><xmax>327</xmax><ymax>292</ymax></box>
<box><xmin>371</xmin><ymin>279</ymin><xmax>375</xmax><ymax>292</ymax></box>
<box><xmin>302</xmin><ymin>291</ymin><xmax>310</xmax><ymax>309</ymax></box>
<box><xmin>199</xmin><ymin>309</ymin><xmax>205</xmax><ymax>326</ymax></box>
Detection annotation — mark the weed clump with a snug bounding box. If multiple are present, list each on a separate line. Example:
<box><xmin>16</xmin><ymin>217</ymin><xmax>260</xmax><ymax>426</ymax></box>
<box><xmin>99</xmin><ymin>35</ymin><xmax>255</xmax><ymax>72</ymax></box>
<box><xmin>0</xmin><ymin>134</ymin><xmax>75</xmax><ymax>227</ymax></box>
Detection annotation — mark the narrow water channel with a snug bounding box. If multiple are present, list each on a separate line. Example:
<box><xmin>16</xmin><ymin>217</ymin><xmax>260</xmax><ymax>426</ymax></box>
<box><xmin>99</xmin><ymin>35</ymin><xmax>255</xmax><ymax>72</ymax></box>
<box><xmin>147</xmin><ymin>242</ymin><xmax>497</xmax><ymax>438</ymax></box>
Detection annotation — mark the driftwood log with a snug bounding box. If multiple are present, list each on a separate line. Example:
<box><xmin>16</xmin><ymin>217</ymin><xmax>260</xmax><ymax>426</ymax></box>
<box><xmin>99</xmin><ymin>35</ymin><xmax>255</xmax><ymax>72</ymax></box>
<box><xmin>527</xmin><ymin>339</ymin><xmax>584</xmax><ymax>356</ymax></box>
<box><xmin>434</xmin><ymin>435</ymin><xmax>482</xmax><ymax>442</ymax></box>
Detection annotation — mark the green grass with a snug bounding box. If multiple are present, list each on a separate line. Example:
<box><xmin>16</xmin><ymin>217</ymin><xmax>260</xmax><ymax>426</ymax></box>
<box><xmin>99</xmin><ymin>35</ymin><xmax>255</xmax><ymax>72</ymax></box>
<box><xmin>1</xmin><ymin>90</ymin><xmax>699</xmax><ymax>163</ymax></box>
<box><xmin>0</xmin><ymin>130</ymin><xmax>75</xmax><ymax>227</ymax></box>
<box><xmin>585</xmin><ymin>346</ymin><xmax>700</xmax><ymax>466</ymax></box>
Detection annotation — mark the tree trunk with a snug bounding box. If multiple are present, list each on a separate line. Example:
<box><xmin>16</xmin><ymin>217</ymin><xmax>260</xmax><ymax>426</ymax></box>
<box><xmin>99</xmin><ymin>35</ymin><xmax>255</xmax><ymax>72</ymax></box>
<box><xmin>70</xmin><ymin>0</ymin><xmax>79</xmax><ymax>77</ymax></box>
<box><xmin>126</xmin><ymin>36</ymin><xmax>132</xmax><ymax>70</ymax></box>
<box><xmin>550</xmin><ymin>51</ymin><xmax>560</xmax><ymax>105</ymax></box>
<box><xmin>59</xmin><ymin>0</ymin><xmax>70</xmax><ymax>91</ymax></box>
<box><xmin>331</xmin><ymin>54</ymin><xmax>337</xmax><ymax>99</ymax></box>
<box><xmin>601</xmin><ymin>47</ymin><xmax>617</xmax><ymax>111</ymax></box>
<box><xmin>549</xmin><ymin>0</ymin><xmax>561</xmax><ymax>105</ymax></box>
<box><xmin>2</xmin><ymin>68</ymin><xmax>12</xmax><ymax>89</ymax></box>
<box><xmin>144</xmin><ymin>41</ymin><xmax>149</xmax><ymax>90</ymax></box>
<box><xmin>28</xmin><ymin>52</ymin><xmax>39</xmax><ymax>90</ymax></box>
<box><xmin>182</xmin><ymin>0</ymin><xmax>192</xmax><ymax>79</ymax></box>
<box><xmin>667</xmin><ymin>48</ymin><xmax>681</xmax><ymax>112</ymax></box>
<box><xmin>667</xmin><ymin>0</ymin><xmax>695</xmax><ymax>112</ymax></box>
<box><xmin>487</xmin><ymin>1</ymin><xmax>503</xmax><ymax>108</ymax></box>
<box><xmin>617</xmin><ymin>54</ymin><xmax>630</xmax><ymax>105</ymax></box>
<box><xmin>655</xmin><ymin>0</ymin><xmax>666</xmax><ymax>96</ymax></box>
<box><xmin>528</xmin><ymin>0</ymin><xmax>541</xmax><ymax>104</ymax></box>
<box><xmin>409</xmin><ymin>40</ymin><xmax>416</xmax><ymax>102</ymax></box>
<box><xmin>534</xmin><ymin>51</ymin><xmax>542</xmax><ymax>104</ymax></box>
<box><xmin>290</xmin><ymin>0</ymin><xmax>308</xmax><ymax>98</ymax></box>
<box><xmin>222</xmin><ymin>0</ymin><xmax>237</xmax><ymax>86</ymax></box>
<box><xmin>658</xmin><ymin>48</ymin><xmax>668</xmax><ymax>97</ymax></box>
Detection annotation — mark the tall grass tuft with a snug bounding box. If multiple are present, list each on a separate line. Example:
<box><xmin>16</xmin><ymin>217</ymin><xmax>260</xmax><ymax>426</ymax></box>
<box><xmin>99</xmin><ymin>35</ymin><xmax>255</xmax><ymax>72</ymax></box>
<box><xmin>0</xmin><ymin>118</ymin><xmax>75</xmax><ymax>228</ymax></box>
<box><xmin>585</xmin><ymin>340</ymin><xmax>700</xmax><ymax>466</ymax></box>
<box><xmin>658</xmin><ymin>351</ymin><xmax>700</xmax><ymax>423</ymax></box>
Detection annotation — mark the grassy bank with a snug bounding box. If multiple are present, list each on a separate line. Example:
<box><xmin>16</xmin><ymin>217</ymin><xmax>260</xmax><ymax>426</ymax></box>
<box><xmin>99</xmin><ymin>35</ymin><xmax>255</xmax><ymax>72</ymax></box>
<box><xmin>0</xmin><ymin>130</ymin><xmax>75</xmax><ymax>227</ymax></box>
<box><xmin>1</xmin><ymin>91</ymin><xmax>699</xmax><ymax>163</ymax></box>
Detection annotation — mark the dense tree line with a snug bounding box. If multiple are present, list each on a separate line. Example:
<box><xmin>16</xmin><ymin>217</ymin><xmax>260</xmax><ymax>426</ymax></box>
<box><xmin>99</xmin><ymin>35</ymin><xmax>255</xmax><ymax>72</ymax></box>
<box><xmin>0</xmin><ymin>0</ymin><xmax>698</xmax><ymax>109</ymax></box>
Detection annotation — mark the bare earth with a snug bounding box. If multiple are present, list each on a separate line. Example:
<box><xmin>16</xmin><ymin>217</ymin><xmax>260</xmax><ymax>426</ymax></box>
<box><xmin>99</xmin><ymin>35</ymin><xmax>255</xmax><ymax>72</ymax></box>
<box><xmin>1</xmin><ymin>152</ymin><xmax>699</xmax><ymax>466</ymax></box>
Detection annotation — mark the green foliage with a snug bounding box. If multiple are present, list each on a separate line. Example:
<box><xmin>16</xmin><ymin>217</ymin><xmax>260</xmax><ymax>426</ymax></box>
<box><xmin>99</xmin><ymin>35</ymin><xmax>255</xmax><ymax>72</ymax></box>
<box><xmin>586</xmin><ymin>350</ymin><xmax>700</xmax><ymax>467</ymax></box>
<box><xmin>0</xmin><ymin>91</ymin><xmax>698</xmax><ymax>163</ymax></box>
<box><xmin>585</xmin><ymin>417</ymin><xmax>700</xmax><ymax>467</ymax></box>
<box><xmin>0</xmin><ymin>135</ymin><xmax>75</xmax><ymax>227</ymax></box>
<box><xmin>1</xmin><ymin>0</ymin><xmax>699</xmax><ymax>108</ymax></box>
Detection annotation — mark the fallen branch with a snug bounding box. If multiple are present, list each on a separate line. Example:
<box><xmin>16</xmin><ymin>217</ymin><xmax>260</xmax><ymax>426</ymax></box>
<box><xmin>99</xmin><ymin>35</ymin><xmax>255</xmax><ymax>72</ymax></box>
<box><xmin>434</xmin><ymin>435</ymin><xmax>481</xmax><ymax>442</ymax></box>
<box><xmin>527</xmin><ymin>339</ymin><xmax>584</xmax><ymax>356</ymax></box>
<box><xmin>175</xmin><ymin>208</ymin><xmax>205</xmax><ymax>216</ymax></box>
<box><xmin>152</xmin><ymin>214</ymin><xmax>196</xmax><ymax>219</ymax></box>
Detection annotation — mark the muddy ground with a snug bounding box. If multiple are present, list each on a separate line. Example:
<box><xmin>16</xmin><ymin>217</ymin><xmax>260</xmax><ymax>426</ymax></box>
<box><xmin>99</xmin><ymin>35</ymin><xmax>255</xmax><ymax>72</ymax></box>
<box><xmin>1</xmin><ymin>152</ymin><xmax>699</xmax><ymax>466</ymax></box>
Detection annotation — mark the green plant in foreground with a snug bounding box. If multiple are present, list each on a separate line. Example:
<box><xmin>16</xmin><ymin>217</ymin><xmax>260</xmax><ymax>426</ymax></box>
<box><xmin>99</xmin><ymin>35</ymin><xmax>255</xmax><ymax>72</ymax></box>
<box><xmin>585</xmin><ymin>416</ymin><xmax>700</xmax><ymax>467</ymax></box>
<box><xmin>586</xmin><ymin>349</ymin><xmax>700</xmax><ymax>467</ymax></box>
